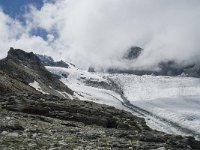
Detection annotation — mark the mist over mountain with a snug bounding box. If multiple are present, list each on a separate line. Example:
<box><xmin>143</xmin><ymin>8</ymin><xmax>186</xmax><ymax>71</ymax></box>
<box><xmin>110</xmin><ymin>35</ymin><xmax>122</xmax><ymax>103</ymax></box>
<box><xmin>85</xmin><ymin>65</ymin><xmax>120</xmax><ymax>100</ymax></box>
<box><xmin>1</xmin><ymin>1</ymin><xmax>200</xmax><ymax>149</ymax></box>
<box><xmin>0</xmin><ymin>0</ymin><xmax>200</xmax><ymax>70</ymax></box>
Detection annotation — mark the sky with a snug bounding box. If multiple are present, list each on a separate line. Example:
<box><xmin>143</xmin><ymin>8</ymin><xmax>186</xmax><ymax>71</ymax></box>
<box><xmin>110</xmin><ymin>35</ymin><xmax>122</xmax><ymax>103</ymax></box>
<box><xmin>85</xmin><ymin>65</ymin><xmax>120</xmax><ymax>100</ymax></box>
<box><xmin>0</xmin><ymin>0</ymin><xmax>200</xmax><ymax>70</ymax></box>
<box><xmin>0</xmin><ymin>0</ymin><xmax>43</xmax><ymax>18</ymax></box>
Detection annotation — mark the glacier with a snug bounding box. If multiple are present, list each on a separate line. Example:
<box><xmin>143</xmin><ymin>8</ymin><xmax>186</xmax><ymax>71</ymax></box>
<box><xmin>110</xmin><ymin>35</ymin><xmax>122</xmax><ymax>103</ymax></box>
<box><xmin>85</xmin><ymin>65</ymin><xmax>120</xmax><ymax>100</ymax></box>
<box><xmin>46</xmin><ymin>65</ymin><xmax>200</xmax><ymax>139</ymax></box>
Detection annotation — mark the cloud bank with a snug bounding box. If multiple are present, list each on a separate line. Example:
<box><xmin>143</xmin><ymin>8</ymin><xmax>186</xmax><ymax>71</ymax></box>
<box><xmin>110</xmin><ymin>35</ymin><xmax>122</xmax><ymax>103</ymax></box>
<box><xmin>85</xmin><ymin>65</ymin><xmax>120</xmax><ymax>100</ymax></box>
<box><xmin>0</xmin><ymin>0</ymin><xmax>200</xmax><ymax>70</ymax></box>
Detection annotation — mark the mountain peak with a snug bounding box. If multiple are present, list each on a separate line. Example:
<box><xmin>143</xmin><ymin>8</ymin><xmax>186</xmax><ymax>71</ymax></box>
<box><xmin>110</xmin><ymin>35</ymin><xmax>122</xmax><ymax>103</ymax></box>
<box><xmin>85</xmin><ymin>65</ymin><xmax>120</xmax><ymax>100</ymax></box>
<box><xmin>37</xmin><ymin>54</ymin><xmax>69</xmax><ymax>68</ymax></box>
<box><xmin>123</xmin><ymin>46</ymin><xmax>143</xmax><ymax>60</ymax></box>
<box><xmin>0</xmin><ymin>48</ymin><xmax>73</xmax><ymax>96</ymax></box>
<box><xmin>7</xmin><ymin>47</ymin><xmax>42</xmax><ymax>66</ymax></box>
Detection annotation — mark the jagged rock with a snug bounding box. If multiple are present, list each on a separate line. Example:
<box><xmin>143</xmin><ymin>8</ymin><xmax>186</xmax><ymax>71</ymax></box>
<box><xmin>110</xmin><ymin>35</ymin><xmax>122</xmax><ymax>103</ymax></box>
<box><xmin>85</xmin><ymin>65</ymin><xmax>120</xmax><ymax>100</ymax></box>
<box><xmin>36</xmin><ymin>54</ymin><xmax>54</xmax><ymax>65</ymax></box>
<box><xmin>37</xmin><ymin>54</ymin><xmax>69</xmax><ymax>68</ymax></box>
<box><xmin>0</xmin><ymin>48</ymin><xmax>73</xmax><ymax>97</ymax></box>
<box><xmin>7</xmin><ymin>48</ymin><xmax>42</xmax><ymax>69</ymax></box>
<box><xmin>123</xmin><ymin>46</ymin><xmax>143</xmax><ymax>60</ymax></box>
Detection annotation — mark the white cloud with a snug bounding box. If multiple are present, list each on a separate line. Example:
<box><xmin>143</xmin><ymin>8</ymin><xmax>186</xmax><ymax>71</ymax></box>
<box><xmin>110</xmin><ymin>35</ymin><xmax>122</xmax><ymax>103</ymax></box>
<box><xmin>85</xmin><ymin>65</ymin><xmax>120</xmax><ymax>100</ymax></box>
<box><xmin>0</xmin><ymin>6</ymin><xmax>55</xmax><ymax>58</ymax></box>
<box><xmin>0</xmin><ymin>0</ymin><xmax>200</xmax><ymax>70</ymax></box>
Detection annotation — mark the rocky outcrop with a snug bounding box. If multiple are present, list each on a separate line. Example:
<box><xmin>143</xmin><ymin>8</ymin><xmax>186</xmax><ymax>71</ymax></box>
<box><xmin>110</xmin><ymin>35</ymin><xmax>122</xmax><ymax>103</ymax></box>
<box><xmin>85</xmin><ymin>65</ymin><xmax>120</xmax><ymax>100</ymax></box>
<box><xmin>0</xmin><ymin>48</ymin><xmax>73</xmax><ymax>97</ymax></box>
<box><xmin>0</xmin><ymin>93</ymin><xmax>199</xmax><ymax>149</ymax></box>
<box><xmin>88</xmin><ymin>66</ymin><xmax>95</xmax><ymax>72</ymax></box>
<box><xmin>37</xmin><ymin>54</ymin><xmax>69</xmax><ymax>68</ymax></box>
<box><xmin>183</xmin><ymin>64</ymin><xmax>200</xmax><ymax>77</ymax></box>
<box><xmin>123</xmin><ymin>46</ymin><xmax>143</xmax><ymax>60</ymax></box>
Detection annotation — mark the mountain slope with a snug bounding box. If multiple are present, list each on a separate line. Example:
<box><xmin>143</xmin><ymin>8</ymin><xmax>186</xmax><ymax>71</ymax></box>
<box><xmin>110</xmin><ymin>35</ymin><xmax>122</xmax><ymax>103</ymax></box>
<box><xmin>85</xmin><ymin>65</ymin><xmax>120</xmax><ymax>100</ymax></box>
<box><xmin>0</xmin><ymin>48</ymin><xmax>73</xmax><ymax>98</ymax></box>
<box><xmin>1</xmin><ymin>92</ymin><xmax>199</xmax><ymax>149</ymax></box>
<box><xmin>0</xmin><ymin>70</ymin><xmax>40</xmax><ymax>94</ymax></box>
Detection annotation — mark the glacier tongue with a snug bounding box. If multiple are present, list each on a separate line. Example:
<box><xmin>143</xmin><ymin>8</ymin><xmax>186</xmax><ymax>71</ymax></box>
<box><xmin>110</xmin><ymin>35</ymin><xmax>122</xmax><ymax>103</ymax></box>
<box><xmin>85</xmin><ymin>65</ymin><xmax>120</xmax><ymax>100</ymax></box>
<box><xmin>46</xmin><ymin>65</ymin><xmax>200</xmax><ymax>139</ymax></box>
<box><xmin>109</xmin><ymin>74</ymin><xmax>200</xmax><ymax>138</ymax></box>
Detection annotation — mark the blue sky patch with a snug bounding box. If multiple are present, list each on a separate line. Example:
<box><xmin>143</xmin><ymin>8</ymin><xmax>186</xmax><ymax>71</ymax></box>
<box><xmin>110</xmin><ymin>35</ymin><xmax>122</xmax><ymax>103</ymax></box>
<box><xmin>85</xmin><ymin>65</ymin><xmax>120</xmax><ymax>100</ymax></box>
<box><xmin>0</xmin><ymin>0</ymin><xmax>56</xmax><ymax>41</ymax></box>
<box><xmin>30</xmin><ymin>27</ymin><xmax>49</xmax><ymax>41</ymax></box>
<box><xmin>0</xmin><ymin>0</ymin><xmax>44</xmax><ymax>19</ymax></box>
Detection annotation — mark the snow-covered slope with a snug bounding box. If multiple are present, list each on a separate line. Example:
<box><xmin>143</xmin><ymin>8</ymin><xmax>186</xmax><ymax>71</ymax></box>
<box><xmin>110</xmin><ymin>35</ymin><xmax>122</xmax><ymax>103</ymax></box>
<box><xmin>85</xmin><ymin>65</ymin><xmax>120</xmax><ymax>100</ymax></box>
<box><xmin>46</xmin><ymin>65</ymin><xmax>126</xmax><ymax>110</ymax></box>
<box><xmin>109</xmin><ymin>74</ymin><xmax>200</xmax><ymax>138</ymax></box>
<box><xmin>46</xmin><ymin>65</ymin><xmax>200</xmax><ymax>139</ymax></box>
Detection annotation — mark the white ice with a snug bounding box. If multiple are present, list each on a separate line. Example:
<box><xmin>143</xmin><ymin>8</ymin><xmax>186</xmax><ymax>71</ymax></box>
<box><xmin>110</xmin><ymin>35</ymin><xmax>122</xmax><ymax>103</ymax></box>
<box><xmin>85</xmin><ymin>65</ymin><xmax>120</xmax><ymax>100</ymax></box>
<box><xmin>109</xmin><ymin>74</ymin><xmax>200</xmax><ymax>136</ymax></box>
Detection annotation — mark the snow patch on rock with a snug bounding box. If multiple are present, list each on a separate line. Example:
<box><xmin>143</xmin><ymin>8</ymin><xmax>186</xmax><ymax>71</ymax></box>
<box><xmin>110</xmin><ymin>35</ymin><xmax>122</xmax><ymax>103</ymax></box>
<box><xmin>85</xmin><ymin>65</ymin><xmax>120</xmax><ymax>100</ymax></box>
<box><xmin>29</xmin><ymin>81</ymin><xmax>49</xmax><ymax>95</ymax></box>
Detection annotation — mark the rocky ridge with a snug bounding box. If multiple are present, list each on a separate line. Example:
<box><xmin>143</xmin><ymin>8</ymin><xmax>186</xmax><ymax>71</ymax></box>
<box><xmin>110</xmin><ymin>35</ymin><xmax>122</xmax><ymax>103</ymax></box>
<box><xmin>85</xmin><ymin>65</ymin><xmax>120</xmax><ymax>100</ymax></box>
<box><xmin>37</xmin><ymin>54</ymin><xmax>70</xmax><ymax>68</ymax></box>
<box><xmin>0</xmin><ymin>48</ymin><xmax>73</xmax><ymax>98</ymax></box>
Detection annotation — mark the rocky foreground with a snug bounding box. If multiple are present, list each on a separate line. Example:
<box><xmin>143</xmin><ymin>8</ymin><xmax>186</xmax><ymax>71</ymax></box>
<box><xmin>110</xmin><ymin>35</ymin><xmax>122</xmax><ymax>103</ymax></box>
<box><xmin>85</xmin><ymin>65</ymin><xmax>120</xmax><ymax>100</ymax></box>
<box><xmin>0</xmin><ymin>93</ymin><xmax>199</xmax><ymax>150</ymax></box>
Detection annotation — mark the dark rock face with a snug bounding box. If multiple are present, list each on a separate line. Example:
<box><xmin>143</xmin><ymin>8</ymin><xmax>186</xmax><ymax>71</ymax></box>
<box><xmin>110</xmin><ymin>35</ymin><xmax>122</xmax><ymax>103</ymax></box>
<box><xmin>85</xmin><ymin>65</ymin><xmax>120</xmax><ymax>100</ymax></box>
<box><xmin>183</xmin><ymin>64</ymin><xmax>200</xmax><ymax>77</ymax></box>
<box><xmin>0</xmin><ymin>93</ymin><xmax>199</xmax><ymax>149</ymax></box>
<box><xmin>37</xmin><ymin>54</ymin><xmax>69</xmax><ymax>68</ymax></box>
<box><xmin>157</xmin><ymin>61</ymin><xmax>199</xmax><ymax>77</ymax></box>
<box><xmin>7</xmin><ymin>48</ymin><xmax>42</xmax><ymax>68</ymax></box>
<box><xmin>88</xmin><ymin>66</ymin><xmax>95</xmax><ymax>72</ymax></box>
<box><xmin>0</xmin><ymin>70</ymin><xmax>40</xmax><ymax>94</ymax></box>
<box><xmin>123</xmin><ymin>46</ymin><xmax>143</xmax><ymax>60</ymax></box>
<box><xmin>0</xmin><ymin>48</ymin><xmax>73</xmax><ymax>97</ymax></box>
<box><xmin>158</xmin><ymin>61</ymin><xmax>184</xmax><ymax>76</ymax></box>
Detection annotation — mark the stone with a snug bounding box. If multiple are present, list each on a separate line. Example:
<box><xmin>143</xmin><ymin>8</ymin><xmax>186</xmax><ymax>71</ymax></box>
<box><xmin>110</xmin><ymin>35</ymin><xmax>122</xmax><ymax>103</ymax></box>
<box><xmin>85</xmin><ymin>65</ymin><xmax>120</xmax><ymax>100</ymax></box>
<box><xmin>7</xmin><ymin>132</ymin><xmax>19</xmax><ymax>137</ymax></box>
<box><xmin>1</xmin><ymin>131</ymin><xmax>8</xmax><ymax>135</ymax></box>
<box><xmin>155</xmin><ymin>147</ymin><xmax>166</xmax><ymax>150</ymax></box>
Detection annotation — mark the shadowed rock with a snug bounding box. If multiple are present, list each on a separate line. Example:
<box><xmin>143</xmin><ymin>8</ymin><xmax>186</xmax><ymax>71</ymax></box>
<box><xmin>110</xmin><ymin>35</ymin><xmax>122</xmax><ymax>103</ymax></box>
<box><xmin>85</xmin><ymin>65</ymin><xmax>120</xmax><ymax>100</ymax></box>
<box><xmin>123</xmin><ymin>46</ymin><xmax>143</xmax><ymax>60</ymax></box>
<box><xmin>0</xmin><ymin>48</ymin><xmax>73</xmax><ymax>97</ymax></box>
<box><xmin>37</xmin><ymin>54</ymin><xmax>69</xmax><ymax>68</ymax></box>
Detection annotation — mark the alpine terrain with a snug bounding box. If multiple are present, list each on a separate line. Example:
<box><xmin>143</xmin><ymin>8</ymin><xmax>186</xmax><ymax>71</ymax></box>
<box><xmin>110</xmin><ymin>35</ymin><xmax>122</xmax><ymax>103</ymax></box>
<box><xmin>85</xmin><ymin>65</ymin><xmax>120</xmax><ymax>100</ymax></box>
<box><xmin>0</xmin><ymin>48</ymin><xmax>200</xmax><ymax>149</ymax></box>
